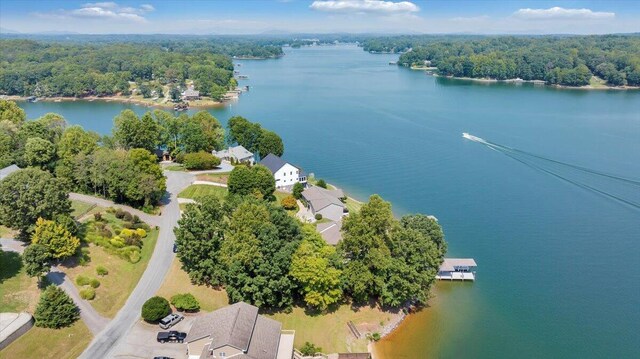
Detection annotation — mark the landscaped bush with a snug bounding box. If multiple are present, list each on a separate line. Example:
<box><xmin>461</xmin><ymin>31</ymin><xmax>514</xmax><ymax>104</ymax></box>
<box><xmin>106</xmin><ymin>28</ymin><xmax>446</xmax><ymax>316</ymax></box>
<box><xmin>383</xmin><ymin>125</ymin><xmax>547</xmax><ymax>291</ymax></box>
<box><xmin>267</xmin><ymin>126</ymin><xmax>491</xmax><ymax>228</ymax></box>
<box><xmin>281</xmin><ymin>195</ymin><xmax>297</xmax><ymax>210</ymax></box>
<box><xmin>141</xmin><ymin>296</ymin><xmax>171</xmax><ymax>322</ymax></box>
<box><xmin>123</xmin><ymin>211</ymin><xmax>133</xmax><ymax>222</ymax></box>
<box><xmin>183</xmin><ymin>151</ymin><xmax>221</xmax><ymax>170</ymax></box>
<box><xmin>94</xmin><ymin>212</ymin><xmax>103</xmax><ymax>221</ymax></box>
<box><xmin>170</xmin><ymin>293</ymin><xmax>200</xmax><ymax>312</ymax></box>
<box><xmin>76</xmin><ymin>275</ymin><xmax>91</xmax><ymax>286</ymax></box>
<box><xmin>96</xmin><ymin>266</ymin><xmax>109</xmax><ymax>276</ymax></box>
<box><xmin>175</xmin><ymin>152</ymin><xmax>185</xmax><ymax>164</ymax></box>
<box><xmin>315</xmin><ymin>213</ymin><xmax>323</xmax><ymax>220</ymax></box>
<box><xmin>34</xmin><ymin>285</ymin><xmax>79</xmax><ymax>328</ymax></box>
<box><xmin>114</xmin><ymin>208</ymin><xmax>126</xmax><ymax>219</ymax></box>
<box><xmin>316</xmin><ymin>179</ymin><xmax>327</xmax><ymax>189</ymax></box>
<box><xmin>300</xmin><ymin>342</ymin><xmax>322</xmax><ymax>356</ymax></box>
<box><xmin>80</xmin><ymin>287</ymin><xmax>96</xmax><ymax>300</ymax></box>
<box><xmin>89</xmin><ymin>278</ymin><xmax>101</xmax><ymax>288</ymax></box>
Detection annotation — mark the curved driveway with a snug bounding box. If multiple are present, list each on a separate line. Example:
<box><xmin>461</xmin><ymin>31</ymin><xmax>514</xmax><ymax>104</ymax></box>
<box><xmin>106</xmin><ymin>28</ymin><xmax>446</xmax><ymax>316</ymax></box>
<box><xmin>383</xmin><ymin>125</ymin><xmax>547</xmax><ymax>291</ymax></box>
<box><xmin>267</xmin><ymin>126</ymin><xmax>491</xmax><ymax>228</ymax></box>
<box><xmin>79</xmin><ymin>170</ymin><xmax>194</xmax><ymax>359</ymax></box>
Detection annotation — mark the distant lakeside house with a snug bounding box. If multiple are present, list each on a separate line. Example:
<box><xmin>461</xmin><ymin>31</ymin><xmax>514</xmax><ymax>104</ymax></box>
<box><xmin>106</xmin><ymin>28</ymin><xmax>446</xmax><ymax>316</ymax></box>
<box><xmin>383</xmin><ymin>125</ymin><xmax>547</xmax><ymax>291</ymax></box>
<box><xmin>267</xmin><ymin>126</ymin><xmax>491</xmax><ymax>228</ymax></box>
<box><xmin>213</xmin><ymin>145</ymin><xmax>255</xmax><ymax>165</ymax></box>
<box><xmin>259</xmin><ymin>154</ymin><xmax>307</xmax><ymax>190</ymax></box>
<box><xmin>186</xmin><ymin>301</ymin><xmax>294</xmax><ymax>359</ymax></box>
<box><xmin>182</xmin><ymin>86</ymin><xmax>200</xmax><ymax>101</ymax></box>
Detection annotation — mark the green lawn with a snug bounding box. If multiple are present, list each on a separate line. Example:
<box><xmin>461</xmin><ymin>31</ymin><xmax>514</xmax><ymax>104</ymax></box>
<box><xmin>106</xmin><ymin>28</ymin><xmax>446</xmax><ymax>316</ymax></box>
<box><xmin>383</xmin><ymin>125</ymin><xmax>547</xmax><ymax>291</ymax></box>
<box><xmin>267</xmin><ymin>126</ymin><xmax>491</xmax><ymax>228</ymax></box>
<box><xmin>0</xmin><ymin>250</ymin><xmax>39</xmax><ymax>313</ymax></box>
<box><xmin>63</xmin><ymin>228</ymin><xmax>158</xmax><ymax>318</ymax></box>
<box><xmin>178</xmin><ymin>184</ymin><xmax>228</xmax><ymax>200</ymax></box>
<box><xmin>196</xmin><ymin>172</ymin><xmax>231</xmax><ymax>184</ymax></box>
<box><xmin>345</xmin><ymin>197</ymin><xmax>363</xmax><ymax>214</ymax></box>
<box><xmin>71</xmin><ymin>200</ymin><xmax>95</xmax><ymax>219</ymax></box>
<box><xmin>0</xmin><ymin>321</ymin><xmax>92</xmax><ymax>359</ymax></box>
<box><xmin>0</xmin><ymin>225</ymin><xmax>15</xmax><ymax>238</ymax></box>
<box><xmin>589</xmin><ymin>76</ymin><xmax>608</xmax><ymax>88</ymax></box>
<box><xmin>164</xmin><ymin>164</ymin><xmax>186</xmax><ymax>172</ymax></box>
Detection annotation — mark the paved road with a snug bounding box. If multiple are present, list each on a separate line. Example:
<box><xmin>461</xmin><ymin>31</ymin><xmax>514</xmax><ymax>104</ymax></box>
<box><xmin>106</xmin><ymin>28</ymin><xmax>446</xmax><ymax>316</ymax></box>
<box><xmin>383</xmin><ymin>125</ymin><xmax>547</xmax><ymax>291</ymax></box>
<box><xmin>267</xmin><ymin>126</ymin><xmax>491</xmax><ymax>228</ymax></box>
<box><xmin>79</xmin><ymin>170</ymin><xmax>194</xmax><ymax>359</ymax></box>
<box><xmin>47</xmin><ymin>268</ymin><xmax>110</xmax><ymax>335</ymax></box>
<box><xmin>0</xmin><ymin>238</ymin><xmax>109</xmax><ymax>335</ymax></box>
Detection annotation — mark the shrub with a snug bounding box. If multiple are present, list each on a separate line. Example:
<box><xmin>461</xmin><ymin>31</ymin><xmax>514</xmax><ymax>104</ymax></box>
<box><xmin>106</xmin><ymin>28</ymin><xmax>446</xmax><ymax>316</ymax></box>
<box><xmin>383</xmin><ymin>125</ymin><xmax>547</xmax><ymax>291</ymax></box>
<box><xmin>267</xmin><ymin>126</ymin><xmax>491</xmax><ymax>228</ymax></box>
<box><xmin>281</xmin><ymin>195</ymin><xmax>297</xmax><ymax>210</ymax></box>
<box><xmin>133</xmin><ymin>215</ymin><xmax>141</xmax><ymax>224</ymax></box>
<box><xmin>175</xmin><ymin>152</ymin><xmax>185</xmax><ymax>164</ymax></box>
<box><xmin>183</xmin><ymin>151</ymin><xmax>221</xmax><ymax>170</ymax></box>
<box><xmin>76</xmin><ymin>275</ymin><xmax>91</xmax><ymax>286</ymax></box>
<box><xmin>123</xmin><ymin>211</ymin><xmax>133</xmax><ymax>222</ymax></box>
<box><xmin>89</xmin><ymin>278</ymin><xmax>101</xmax><ymax>288</ymax></box>
<box><xmin>170</xmin><ymin>293</ymin><xmax>200</xmax><ymax>312</ymax></box>
<box><xmin>115</xmin><ymin>208</ymin><xmax>125</xmax><ymax>219</ymax></box>
<box><xmin>34</xmin><ymin>285</ymin><xmax>79</xmax><ymax>328</ymax></box>
<box><xmin>96</xmin><ymin>266</ymin><xmax>109</xmax><ymax>276</ymax></box>
<box><xmin>94</xmin><ymin>212</ymin><xmax>103</xmax><ymax>221</ymax></box>
<box><xmin>300</xmin><ymin>342</ymin><xmax>322</xmax><ymax>356</ymax></box>
<box><xmin>366</xmin><ymin>332</ymin><xmax>381</xmax><ymax>341</ymax></box>
<box><xmin>100</xmin><ymin>228</ymin><xmax>113</xmax><ymax>238</ymax></box>
<box><xmin>128</xmin><ymin>250</ymin><xmax>141</xmax><ymax>263</ymax></box>
<box><xmin>110</xmin><ymin>237</ymin><xmax>125</xmax><ymax>248</ymax></box>
<box><xmin>141</xmin><ymin>296</ymin><xmax>171</xmax><ymax>322</ymax></box>
<box><xmin>316</xmin><ymin>179</ymin><xmax>327</xmax><ymax>189</ymax></box>
<box><xmin>135</xmin><ymin>228</ymin><xmax>147</xmax><ymax>238</ymax></box>
<box><xmin>80</xmin><ymin>287</ymin><xmax>96</xmax><ymax>300</ymax></box>
<box><xmin>315</xmin><ymin>213</ymin><xmax>323</xmax><ymax>220</ymax></box>
<box><xmin>292</xmin><ymin>182</ymin><xmax>304</xmax><ymax>199</ymax></box>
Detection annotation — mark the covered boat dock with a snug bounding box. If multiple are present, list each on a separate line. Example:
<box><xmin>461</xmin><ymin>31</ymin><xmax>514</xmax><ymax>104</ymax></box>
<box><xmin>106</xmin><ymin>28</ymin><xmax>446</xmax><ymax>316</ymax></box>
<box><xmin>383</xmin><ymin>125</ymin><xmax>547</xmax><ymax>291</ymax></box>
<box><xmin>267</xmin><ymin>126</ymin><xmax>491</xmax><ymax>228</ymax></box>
<box><xmin>436</xmin><ymin>258</ymin><xmax>477</xmax><ymax>281</ymax></box>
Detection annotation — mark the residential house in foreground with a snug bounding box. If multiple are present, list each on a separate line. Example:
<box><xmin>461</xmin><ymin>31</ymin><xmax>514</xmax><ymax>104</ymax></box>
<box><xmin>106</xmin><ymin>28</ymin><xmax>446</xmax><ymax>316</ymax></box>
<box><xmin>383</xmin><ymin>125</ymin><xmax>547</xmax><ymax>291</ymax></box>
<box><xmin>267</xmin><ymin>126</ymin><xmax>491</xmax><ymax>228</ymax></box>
<box><xmin>213</xmin><ymin>145</ymin><xmax>255</xmax><ymax>165</ymax></box>
<box><xmin>259</xmin><ymin>153</ymin><xmax>307</xmax><ymax>190</ymax></box>
<box><xmin>316</xmin><ymin>220</ymin><xmax>342</xmax><ymax>245</ymax></box>
<box><xmin>186</xmin><ymin>301</ymin><xmax>295</xmax><ymax>359</ymax></box>
<box><xmin>302</xmin><ymin>186</ymin><xmax>347</xmax><ymax>222</ymax></box>
<box><xmin>0</xmin><ymin>164</ymin><xmax>19</xmax><ymax>181</ymax></box>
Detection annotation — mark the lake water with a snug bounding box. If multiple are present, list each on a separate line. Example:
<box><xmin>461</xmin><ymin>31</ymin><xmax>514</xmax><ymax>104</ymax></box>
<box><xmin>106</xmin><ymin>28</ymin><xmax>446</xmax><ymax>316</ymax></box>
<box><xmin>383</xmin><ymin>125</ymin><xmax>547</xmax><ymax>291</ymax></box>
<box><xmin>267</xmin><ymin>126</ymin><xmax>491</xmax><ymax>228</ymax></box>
<box><xmin>19</xmin><ymin>45</ymin><xmax>640</xmax><ymax>358</ymax></box>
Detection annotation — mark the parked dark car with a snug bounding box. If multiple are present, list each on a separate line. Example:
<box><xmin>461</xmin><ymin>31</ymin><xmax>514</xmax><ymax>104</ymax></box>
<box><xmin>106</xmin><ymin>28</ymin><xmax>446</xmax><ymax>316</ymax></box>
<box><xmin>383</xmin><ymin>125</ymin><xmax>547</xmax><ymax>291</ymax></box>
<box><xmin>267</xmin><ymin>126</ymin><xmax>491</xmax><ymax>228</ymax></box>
<box><xmin>156</xmin><ymin>331</ymin><xmax>187</xmax><ymax>344</ymax></box>
<box><xmin>153</xmin><ymin>357</ymin><xmax>174</xmax><ymax>359</ymax></box>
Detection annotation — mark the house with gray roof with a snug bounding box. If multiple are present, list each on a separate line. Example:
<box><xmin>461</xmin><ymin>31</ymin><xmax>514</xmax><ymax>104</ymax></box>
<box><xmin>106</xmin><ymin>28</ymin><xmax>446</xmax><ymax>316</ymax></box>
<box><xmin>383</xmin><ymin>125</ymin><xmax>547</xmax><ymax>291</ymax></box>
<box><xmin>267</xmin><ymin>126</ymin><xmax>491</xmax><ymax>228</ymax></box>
<box><xmin>182</xmin><ymin>86</ymin><xmax>200</xmax><ymax>101</ymax></box>
<box><xmin>214</xmin><ymin>145</ymin><xmax>255</xmax><ymax>165</ymax></box>
<box><xmin>302</xmin><ymin>186</ymin><xmax>346</xmax><ymax>222</ymax></box>
<box><xmin>0</xmin><ymin>165</ymin><xmax>19</xmax><ymax>181</ymax></box>
<box><xmin>316</xmin><ymin>220</ymin><xmax>342</xmax><ymax>245</ymax></box>
<box><xmin>186</xmin><ymin>301</ymin><xmax>295</xmax><ymax>359</ymax></box>
<box><xmin>259</xmin><ymin>154</ymin><xmax>307</xmax><ymax>190</ymax></box>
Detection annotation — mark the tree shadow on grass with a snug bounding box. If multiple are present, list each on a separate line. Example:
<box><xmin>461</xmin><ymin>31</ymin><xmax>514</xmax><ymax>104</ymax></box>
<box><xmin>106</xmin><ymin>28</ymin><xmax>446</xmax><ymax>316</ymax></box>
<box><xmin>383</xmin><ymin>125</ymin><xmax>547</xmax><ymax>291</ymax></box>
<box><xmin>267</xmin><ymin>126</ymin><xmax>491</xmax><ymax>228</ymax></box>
<box><xmin>0</xmin><ymin>250</ymin><xmax>23</xmax><ymax>284</ymax></box>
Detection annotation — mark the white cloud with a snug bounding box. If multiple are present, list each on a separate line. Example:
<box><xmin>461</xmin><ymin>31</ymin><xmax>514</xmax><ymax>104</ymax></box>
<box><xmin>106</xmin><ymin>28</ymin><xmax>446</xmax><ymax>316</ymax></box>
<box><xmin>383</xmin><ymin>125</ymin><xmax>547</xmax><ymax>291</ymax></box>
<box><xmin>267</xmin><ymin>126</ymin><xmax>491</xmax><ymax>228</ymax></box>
<box><xmin>310</xmin><ymin>0</ymin><xmax>419</xmax><ymax>14</ymax></box>
<box><xmin>513</xmin><ymin>7</ymin><xmax>615</xmax><ymax>20</ymax></box>
<box><xmin>35</xmin><ymin>2</ymin><xmax>155</xmax><ymax>23</ymax></box>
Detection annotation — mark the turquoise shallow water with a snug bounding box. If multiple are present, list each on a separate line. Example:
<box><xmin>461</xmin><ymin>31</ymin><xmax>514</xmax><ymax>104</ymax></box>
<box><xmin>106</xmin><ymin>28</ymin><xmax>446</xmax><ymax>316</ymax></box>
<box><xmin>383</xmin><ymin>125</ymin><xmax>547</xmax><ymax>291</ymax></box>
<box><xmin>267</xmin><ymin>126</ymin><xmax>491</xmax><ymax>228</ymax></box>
<box><xmin>19</xmin><ymin>45</ymin><xmax>640</xmax><ymax>358</ymax></box>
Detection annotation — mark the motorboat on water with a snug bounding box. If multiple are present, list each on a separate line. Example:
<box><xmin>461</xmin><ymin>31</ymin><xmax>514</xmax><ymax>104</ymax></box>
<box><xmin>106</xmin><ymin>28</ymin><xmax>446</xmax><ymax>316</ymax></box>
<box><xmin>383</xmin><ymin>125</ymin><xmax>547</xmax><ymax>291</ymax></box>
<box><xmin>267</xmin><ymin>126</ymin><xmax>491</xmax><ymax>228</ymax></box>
<box><xmin>462</xmin><ymin>132</ymin><xmax>484</xmax><ymax>142</ymax></box>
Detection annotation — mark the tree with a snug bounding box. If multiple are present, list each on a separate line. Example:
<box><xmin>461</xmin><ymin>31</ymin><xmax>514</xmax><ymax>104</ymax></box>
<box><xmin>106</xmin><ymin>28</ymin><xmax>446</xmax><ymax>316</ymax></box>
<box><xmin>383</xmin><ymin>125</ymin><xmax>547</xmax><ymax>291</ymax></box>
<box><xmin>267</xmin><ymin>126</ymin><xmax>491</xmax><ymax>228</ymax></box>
<box><xmin>24</xmin><ymin>137</ymin><xmax>55</xmax><ymax>168</ymax></box>
<box><xmin>316</xmin><ymin>179</ymin><xmax>327</xmax><ymax>189</ymax></box>
<box><xmin>170</xmin><ymin>293</ymin><xmax>200</xmax><ymax>312</ymax></box>
<box><xmin>290</xmin><ymin>227</ymin><xmax>343</xmax><ymax>310</ymax></box>
<box><xmin>174</xmin><ymin>196</ymin><xmax>227</xmax><ymax>286</ymax></box>
<box><xmin>281</xmin><ymin>195</ymin><xmax>297</xmax><ymax>210</ymax></box>
<box><xmin>401</xmin><ymin>214</ymin><xmax>447</xmax><ymax>256</ymax></box>
<box><xmin>0</xmin><ymin>99</ymin><xmax>25</xmax><ymax>125</ymax></box>
<box><xmin>34</xmin><ymin>285</ymin><xmax>79</xmax><ymax>328</ymax></box>
<box><xmin>141</xmin><ymin>296</ymin><xmax>171</xmax><ymax>322</ymax></box>
<box><xmin>300</xmin><ymin>342</ymin><xmax>323</xmax><ymax>356</ymax></box>
<box><xmin>292</xmin><ymin>182</ymin><xmax>304</xmax><ymax>199</ymax></box>
<box><xmin>23</xmin><ymin>243</ymin><xmax>52</xmax><ymax>278</ymax></box>
<box><xmin>57</xmin><ymin>125</ymin><xmax>99</xmax><ymax>160</ymax></box>
<box><xmin>0</xmin><ymin>168</ymin><xmax>71</xmax><ymax>238</ymax></box>
<box><xmin>31</xmin><ymin>218</ymin><xmax>80</xmax><ymax>259</ymax></box>
<box><xmin>191</xmin><ymin>111</ymin><xmax>225</xmax><ymax>151</ymax></box>
<box><xmin>113</xmin><ymin>110</ymin><xmax>159</xmax><ymax>152</ymax></box>
<box><xmin>257</xmin><ymin>130</ymin><xmax>284</xmax><ymax>158</ymax></box>
<box><xmin>227</xmin><ymin>164</ymin><xmax>275</xmax><ymax>199</ymax></box>
<box><xmin>182</xmin><ymin>152</ymin><xmax>221</xmax><ymax>170</ymax></box>
<box><xmin>228</xmin><ymin>116</ymin><xmax>262</xmax><ymax>152</ymax></box>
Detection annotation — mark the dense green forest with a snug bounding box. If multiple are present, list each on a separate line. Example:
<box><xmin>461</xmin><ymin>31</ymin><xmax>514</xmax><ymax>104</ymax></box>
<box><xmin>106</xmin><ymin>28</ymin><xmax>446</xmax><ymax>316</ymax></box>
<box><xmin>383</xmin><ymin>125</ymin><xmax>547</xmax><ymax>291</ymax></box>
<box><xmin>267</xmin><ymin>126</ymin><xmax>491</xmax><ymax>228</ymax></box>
<box><xmin>380</xmin><ymin>35</ymin><xmax>640</xmax><ymax>87</ymax></box>
<box><xmin>0</xmin><ymin>37</ymin><xmax>283</xmax><ymax>97</ymax></box>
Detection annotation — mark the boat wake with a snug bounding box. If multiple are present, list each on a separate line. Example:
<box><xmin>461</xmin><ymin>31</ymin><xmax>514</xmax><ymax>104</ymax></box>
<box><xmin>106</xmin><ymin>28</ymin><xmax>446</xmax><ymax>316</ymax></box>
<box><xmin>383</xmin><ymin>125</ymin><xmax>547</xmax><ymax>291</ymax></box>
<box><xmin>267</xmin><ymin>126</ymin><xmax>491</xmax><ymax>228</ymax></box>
<box><xmin>463</xmin><ymin>132</ymin><xmax>640</xmax><ymax>210</ymax></box>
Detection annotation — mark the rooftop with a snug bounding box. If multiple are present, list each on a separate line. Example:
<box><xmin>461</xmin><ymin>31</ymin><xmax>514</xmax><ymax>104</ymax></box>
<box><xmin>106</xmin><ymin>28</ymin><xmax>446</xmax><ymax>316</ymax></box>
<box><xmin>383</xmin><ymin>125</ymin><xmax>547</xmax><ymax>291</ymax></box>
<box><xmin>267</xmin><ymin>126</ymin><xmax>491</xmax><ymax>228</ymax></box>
<box><xmin>260</xmin><ymin>153</ymin><xmax>293</xmax><ymax>174</ymax></box>
<box><xmin>316</xmin><ymin>220</ymin><xmax>342</xmax><ymax>245</ymax></box>
<box><xmin>439</xmin><ymin>258</ymin><xmax>477</xmax><ymax>272</ymax></box>
<box><xmin>215</xmin><ymin>145</ymin><xmax>254</xmax><ymax>160</ymax></box>
<box><xmin>302</xmin><ymin>186</ymin><xmax>345</xmax><ymax>212</ymax></box>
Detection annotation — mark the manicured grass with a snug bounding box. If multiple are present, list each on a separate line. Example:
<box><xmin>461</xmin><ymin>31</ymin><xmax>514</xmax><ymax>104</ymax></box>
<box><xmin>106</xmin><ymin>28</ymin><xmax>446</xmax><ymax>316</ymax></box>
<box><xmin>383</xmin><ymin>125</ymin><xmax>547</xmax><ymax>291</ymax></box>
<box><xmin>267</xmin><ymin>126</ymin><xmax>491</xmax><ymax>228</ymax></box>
<box><xmin>0</xmin><ymin>321</ymin><xmax>92</xmax><ymax>359</ymax></box>
<box><xmin>156</xmin><ymin>258</ymin><xmax>394</xmax><ymax>353</ymax></box>
<box><xmin>157</xmin><ymin>258</ymin><xmax>230</xmax><ymax>312</ymax></box>
<box><xmin>71</xmin><ymin>200</ymin><xmax>95</xmax><ymax>219</ymax></box>
<box><xmin>196</xmin><ymin>172</ymin><xmax>230</xmax><ymax>184</ymax></box>
<box><xmin>0</xmin><ymin>225</ymin><xmax>16</xmax><ymax>238</ymax></box>
<box><xmin>589</xmin><ymin>76</ymin><xmax>608</xmax><ymax>88</ymax></box>
<box><xmin>165</xmin><ymin>164</ymin><xmax>186</xmax><ymax>172</ymax></box>
<box><xmin>62</xmin><ymin>228</ymin><xmax>158</xmax><ymax>318</ymax></box>
<box><xmin>345</xmin><ymin>197</ymin><xmax>363</xmax><ymax>214</ymax></box>
<box><xmin>178</xmin><ymin>184</ymin><xmax>228</xmax><ymax>200</ymax></box>
<box><xmin>0</xmin><ymin>250</ymin><xmax>39</xmax><ymax>313</ymax></box>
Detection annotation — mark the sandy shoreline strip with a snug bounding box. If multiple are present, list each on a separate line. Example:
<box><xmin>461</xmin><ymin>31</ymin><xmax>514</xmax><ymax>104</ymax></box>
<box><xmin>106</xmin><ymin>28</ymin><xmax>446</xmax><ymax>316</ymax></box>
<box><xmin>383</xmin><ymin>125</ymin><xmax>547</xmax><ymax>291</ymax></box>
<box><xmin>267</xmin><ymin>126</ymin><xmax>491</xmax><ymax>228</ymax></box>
<box><xmin>2</xmin><ymin>94</ymin><xmax>234</xmax><ymax>110</ymax></box>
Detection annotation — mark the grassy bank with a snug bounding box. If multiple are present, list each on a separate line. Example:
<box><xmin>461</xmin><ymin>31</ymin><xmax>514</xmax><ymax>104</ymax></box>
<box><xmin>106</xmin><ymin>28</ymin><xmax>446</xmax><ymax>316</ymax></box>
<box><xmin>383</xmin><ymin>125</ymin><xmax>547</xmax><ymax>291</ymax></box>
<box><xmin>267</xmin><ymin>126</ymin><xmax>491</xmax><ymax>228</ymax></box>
<box><xmin>0</xmin><ymin>321</ymin><xmax>92</xmax><ymax>359</ymax></box>
<box><xmin>0</xmin><ymin>250</ymin><xmax>39</xmax><ymax>313</ymax></box>
<box><xmin>178</xmin><ymin>184</ymin><xmax>228</xmax><ymax>200</ymax></box>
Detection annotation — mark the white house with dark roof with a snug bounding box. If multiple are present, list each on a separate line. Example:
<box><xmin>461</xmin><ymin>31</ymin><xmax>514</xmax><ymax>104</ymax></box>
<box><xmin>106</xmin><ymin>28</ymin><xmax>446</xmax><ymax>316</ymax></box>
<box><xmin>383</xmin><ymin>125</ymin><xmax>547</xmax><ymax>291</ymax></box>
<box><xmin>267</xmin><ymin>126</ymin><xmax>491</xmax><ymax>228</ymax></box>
<box><xmin>259</xmin><ymin>154</ymin><xmax>307</xmax><ymax>190</ymax></box>
<box><xmin>214</xmin><ymin>145</ymin><xmax>255</xmax><ymax>165</ymax></box>
<box><xmin>186</xmin><ymin>301</ymin><xmax>294</xmax><ymax>359</ymax></box>
<box><xmin>301</xmin><ymin>186</ymin><xmax>347</xmax><ymax>222</ymax></box>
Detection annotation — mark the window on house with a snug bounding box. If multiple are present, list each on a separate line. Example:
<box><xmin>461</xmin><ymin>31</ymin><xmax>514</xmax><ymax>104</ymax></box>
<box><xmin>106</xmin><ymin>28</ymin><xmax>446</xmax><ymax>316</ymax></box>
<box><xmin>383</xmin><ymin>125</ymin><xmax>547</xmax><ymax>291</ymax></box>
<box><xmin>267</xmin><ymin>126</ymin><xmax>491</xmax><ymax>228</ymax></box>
<box><xmin>220</xmin><ymin>352</ymin><xmax>226</xmax><ymax>357</ymax></box>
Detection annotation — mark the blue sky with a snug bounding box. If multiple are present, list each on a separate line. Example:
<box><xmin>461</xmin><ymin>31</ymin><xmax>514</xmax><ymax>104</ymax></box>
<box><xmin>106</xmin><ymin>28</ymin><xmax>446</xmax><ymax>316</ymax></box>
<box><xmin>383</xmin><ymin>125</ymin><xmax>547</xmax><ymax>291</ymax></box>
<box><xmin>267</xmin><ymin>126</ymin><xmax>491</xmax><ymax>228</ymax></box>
<box><xmin>1</xmin><ymin>1</ymin><xmax>638</xmax><ymax>34</ymax></box>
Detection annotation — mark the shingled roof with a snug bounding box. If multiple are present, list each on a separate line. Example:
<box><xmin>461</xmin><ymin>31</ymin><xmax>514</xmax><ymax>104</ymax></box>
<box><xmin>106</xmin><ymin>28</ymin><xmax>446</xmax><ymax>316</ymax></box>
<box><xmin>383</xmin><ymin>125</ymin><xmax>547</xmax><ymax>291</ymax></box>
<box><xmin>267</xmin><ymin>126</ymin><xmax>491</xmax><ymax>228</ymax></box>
<box><xmin>187</xmin><ymin>302</ymin><xmax>283</xmax><ymax>359</ymax></box>
<box><xmin>302</xmin><ymin>186</ymin><xmax>345</xmax><ymax>212</ymax></box>
<box><xmin>259</xmin><ymin>153</ymin><xmax>288</xmax><ymax>174</ymax></box>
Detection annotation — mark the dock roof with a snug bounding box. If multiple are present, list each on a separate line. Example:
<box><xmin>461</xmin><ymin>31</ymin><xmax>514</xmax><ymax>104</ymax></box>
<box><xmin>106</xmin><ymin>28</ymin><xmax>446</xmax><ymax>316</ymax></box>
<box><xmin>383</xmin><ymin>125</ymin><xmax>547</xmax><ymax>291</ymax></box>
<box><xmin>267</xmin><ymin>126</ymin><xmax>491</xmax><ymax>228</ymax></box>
<box><xmin>439</xmin><ymin>258</ymin><xmax>477</xmax><ymax>272</ymax></box>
